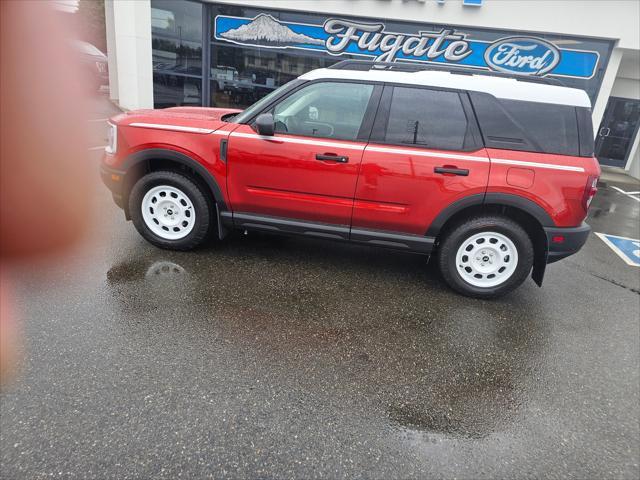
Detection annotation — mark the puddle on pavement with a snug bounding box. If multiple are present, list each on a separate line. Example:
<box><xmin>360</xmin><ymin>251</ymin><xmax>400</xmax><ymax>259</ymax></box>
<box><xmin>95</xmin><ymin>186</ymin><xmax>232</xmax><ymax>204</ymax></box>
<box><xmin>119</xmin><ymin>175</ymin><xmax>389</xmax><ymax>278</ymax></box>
<box><xmin>102</xmin><ymin>242</ymin><xmax>545</xmax><ymax>444</ymax></box>
<box><xmin>387</xmin><ymin>403</ymin><xmax>499</xmax><ymax>440</ymax></box>
<box><xmin>107</xmin><ymin>259</ymin><xmax>188</xmax><ymax>284</ymax></box>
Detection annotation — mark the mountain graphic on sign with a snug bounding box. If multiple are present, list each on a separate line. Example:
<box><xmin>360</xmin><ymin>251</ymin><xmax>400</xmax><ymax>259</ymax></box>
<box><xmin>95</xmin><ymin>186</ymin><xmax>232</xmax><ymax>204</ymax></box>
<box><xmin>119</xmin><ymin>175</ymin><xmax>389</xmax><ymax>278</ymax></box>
<box><xmin>220</xmin><ymin>14</ymin><xmax>324</xmax><ymax>46</ymax></box>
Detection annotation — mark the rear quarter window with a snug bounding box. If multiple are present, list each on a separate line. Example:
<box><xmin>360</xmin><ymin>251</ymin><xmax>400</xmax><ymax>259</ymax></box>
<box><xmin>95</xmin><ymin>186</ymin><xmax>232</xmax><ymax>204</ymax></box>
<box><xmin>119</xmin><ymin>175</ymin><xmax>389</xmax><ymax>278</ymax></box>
<box><xmin>576</xmin><ymin>107</ymin><xmax>595</xmax><ymax>157</ymax></box>
<box><xmin>469</xmin><ymin>92</ymin><xmax>584</xmax><ymax>157</ymax></box>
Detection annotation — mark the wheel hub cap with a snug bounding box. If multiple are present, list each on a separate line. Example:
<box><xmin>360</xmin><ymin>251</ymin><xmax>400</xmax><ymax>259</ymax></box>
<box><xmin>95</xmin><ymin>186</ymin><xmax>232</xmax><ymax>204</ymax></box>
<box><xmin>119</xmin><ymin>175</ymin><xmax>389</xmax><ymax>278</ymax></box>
<box><xmin>141</xmin><ymin>185</ymin><xmax>196</xmax><ymax>240</ymax></box>
<box><xmin>455</xmin><ymin>232</ymin><xmax>518</xmax><ymax>288</ymax></box>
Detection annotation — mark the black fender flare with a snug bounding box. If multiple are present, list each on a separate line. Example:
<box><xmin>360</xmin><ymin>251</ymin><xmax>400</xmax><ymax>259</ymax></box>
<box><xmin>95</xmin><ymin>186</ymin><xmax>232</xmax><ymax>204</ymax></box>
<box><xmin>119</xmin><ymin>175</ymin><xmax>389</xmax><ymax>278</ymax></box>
<box><xmin>121</xmin><ymin>148</ymin><xmax>227</xmax><ymax>211</ymax></box>
<box><xmin>426</xmin><ymin>192</ymin><xmax>554</xmax><ymax>287</ymax></box>
<box><xmin>426</xmin><ymin>193</ymin><xmax>555</xmax><ymax>238</ymax></box>
<box><xmin>483</xmin><ymin>193</ymin><xmax>555</xmax><ymax>228</ymax></box>
<box><xmin>425</xmin><ymin>193</ymin><xmax>484</xmax><ymax>238</ymax></box>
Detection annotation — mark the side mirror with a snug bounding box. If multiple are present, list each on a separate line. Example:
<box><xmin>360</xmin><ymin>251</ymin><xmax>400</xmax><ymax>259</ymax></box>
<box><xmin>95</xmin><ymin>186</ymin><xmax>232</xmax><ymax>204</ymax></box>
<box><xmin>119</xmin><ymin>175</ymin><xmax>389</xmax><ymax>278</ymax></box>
<box><xmin>255</xmin><ymin>113</ymin><xmax>275</xmax><ymax>136</ymax></box>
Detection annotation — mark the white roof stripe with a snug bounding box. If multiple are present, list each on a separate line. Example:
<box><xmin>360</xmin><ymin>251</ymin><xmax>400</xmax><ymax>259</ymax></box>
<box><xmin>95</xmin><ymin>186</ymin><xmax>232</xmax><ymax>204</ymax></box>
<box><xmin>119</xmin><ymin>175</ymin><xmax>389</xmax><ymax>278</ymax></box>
<box><xmin>227</xmin><ymin>133</ymin><xmax>584</xmax><ymax>172</ymax></box>
<box><xmin>230</xmin><ymin>131</ymin><xmax>366</xmax><ymax>151</ymax></box>
<box><xmin>300</xmin><ymin>68</ymin><xmax>591</xmax><ymax>108</ymax></box>
<box><xmin>129</xmin><ymin>122</ymin><xmax>214</xmax><ymax>134</ymax></box>
<box><xmin>490</xmin><ymin>158</ymin><xmax>585</xmax><ymax>172</ymax></box>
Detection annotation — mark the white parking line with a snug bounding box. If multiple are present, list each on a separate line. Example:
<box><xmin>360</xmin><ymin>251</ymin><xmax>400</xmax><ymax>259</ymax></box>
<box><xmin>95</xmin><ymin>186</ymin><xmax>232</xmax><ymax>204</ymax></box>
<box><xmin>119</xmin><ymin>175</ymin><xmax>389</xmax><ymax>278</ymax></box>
<box><xmin>87</xmin><ymin>118</ymin><xmax>109</xmax><ymax>123</ymax></box>
<box><xmin>88</xmin><ymin>145</ymin><xmax>107</xmax><ymax>151</ymax></box>
<box><xmin>611</xmin><ymin>186</ymin><xmax>640</xmax><ymax>203</ymax></box>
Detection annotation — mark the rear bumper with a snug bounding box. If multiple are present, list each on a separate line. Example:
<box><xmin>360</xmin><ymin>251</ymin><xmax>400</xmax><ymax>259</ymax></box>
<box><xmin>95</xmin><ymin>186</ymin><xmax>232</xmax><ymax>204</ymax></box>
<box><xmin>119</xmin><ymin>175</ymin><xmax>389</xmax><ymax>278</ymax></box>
<box><xmin>544</xmin><ymin>222</ymin><xmax>591</xmax><ymax>263</ymax></box>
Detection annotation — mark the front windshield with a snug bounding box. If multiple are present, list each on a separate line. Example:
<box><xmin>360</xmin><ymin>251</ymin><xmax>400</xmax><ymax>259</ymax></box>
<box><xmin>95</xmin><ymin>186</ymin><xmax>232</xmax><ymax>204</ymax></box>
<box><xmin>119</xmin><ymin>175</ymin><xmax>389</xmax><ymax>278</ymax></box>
<box><xmin>233</xmin><ymin>80</ymin><xmax>303</xmax><ymax>124</ymax></box>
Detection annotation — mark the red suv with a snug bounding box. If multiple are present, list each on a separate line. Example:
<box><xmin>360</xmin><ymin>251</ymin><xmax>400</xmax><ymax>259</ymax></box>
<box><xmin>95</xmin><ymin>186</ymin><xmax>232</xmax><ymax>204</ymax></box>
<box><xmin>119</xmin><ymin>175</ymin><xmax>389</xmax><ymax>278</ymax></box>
<box><xmin>101</xmin><ymin>61</ymin><xmax>600</xmax><ymax>298</ymax></box>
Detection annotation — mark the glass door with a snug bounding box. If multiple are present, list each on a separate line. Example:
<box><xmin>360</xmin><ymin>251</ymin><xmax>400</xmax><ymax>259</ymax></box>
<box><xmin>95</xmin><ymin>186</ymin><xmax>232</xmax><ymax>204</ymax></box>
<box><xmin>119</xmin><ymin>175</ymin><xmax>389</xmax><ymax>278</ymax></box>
<box><xmin>595</xmin><ymin>97</ymin><xmax>640</xmax><ymax>168</ymax></box>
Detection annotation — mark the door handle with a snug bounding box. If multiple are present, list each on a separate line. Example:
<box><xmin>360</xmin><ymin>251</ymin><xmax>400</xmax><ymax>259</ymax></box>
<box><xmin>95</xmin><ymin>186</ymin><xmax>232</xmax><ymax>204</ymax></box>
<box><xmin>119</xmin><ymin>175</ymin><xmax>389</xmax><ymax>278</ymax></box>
<box><xmin>434</xmin><ymin>166</ymin><xmax>469</xmax><ymax>176</ymax></box>
<box><xmin>316</xmin><ymin>153</ymin><xmax>349</xmax><ymax>163</ymax></box>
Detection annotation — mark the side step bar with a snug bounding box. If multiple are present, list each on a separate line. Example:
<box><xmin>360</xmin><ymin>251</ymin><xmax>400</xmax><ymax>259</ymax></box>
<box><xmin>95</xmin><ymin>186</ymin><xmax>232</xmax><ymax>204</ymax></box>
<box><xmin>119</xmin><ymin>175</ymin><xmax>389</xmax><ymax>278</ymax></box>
<box><xmin>220</xmin><ymin>212</ymin><xmax>434</xmax><ymax>254</ymax></box>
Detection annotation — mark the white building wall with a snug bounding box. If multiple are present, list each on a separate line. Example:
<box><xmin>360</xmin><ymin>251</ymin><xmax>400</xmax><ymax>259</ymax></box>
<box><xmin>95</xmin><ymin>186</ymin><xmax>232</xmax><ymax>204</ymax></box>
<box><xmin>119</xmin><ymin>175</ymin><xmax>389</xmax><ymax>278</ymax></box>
<box><xmin>104</xmin><ymin>0</ymin><xmax>119</xmax><ymax>102</ymax></box>
<box><xmin>628</xmin><ymin>136</ymin><xmax>640</xmax><ymax>179</ymax></box>
<box><xmin>611</xmin><ymin>78</ymin><xmax>640</xmax><ymax>99</ymax></box>
<box><xmin>611</xmin><ymin>49</ymin><xmax>640</xmax><ymax>178</ymax></box>
<box><xmin>612</xmin><ymin>50</ymin><xmax>640</xmax><ymax>100</ymax></box>
<box><xmin>593</xmin><ymin>49</ymin><xmax>623</xmax><ymax>128</ymax></box>
<box><xmin>107</xmin><ymin>0</ymin><xmax>154</xmax><ymax>110</ymax></box>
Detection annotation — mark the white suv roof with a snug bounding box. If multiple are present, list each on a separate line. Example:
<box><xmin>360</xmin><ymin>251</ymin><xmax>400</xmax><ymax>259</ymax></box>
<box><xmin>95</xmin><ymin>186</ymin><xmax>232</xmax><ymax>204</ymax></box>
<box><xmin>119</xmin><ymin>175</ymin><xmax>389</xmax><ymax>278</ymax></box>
<box><xmin>300</xmin><ymin>67</ymin><xmax>591</xmax><ymax>108</ymax></box>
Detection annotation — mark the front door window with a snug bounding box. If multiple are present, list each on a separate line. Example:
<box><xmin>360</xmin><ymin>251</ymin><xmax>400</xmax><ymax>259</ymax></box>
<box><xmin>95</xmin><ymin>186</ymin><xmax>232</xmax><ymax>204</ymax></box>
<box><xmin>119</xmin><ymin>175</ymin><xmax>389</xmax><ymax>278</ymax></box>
<box><xmin>596</xmin><ymin>98</ymin><xmax>640</xmax><ymax>168</ymax></box>
<box><xmin>272</xmin><ymin>82</ymin><xmax>374</xmax><ymax>141</ymax></box>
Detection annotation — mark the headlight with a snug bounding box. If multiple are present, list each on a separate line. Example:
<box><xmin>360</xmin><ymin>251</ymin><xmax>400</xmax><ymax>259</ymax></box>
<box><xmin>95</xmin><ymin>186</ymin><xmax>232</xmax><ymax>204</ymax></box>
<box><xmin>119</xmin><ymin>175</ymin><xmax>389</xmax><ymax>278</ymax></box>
<box><xmin>105</xmin><ymin>122</ymin><xmax>117</xmax><ymax>154</ymax></box>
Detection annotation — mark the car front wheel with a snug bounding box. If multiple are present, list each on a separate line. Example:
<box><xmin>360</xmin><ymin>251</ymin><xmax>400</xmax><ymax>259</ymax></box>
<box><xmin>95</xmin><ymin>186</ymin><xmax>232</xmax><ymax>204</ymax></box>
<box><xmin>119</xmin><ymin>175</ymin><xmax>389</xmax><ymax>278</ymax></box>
<box><xmin>437</xmin><ymin>215</ymin><xmax>534</xmax><ymax>298</ymax></box>
<box><xmin>129</xmin><ymin>170</ymin><xmax>213</xmax><ymax>250</ymax></box>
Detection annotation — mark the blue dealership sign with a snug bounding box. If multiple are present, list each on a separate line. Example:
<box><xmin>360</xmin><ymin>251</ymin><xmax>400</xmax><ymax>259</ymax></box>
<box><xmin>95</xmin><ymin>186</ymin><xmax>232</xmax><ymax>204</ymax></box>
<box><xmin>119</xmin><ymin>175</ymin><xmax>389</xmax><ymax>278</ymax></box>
<box><xmin>214</xmin><ymin>14</ymin><xmax>600</xmax><ymax>79</ymax></box>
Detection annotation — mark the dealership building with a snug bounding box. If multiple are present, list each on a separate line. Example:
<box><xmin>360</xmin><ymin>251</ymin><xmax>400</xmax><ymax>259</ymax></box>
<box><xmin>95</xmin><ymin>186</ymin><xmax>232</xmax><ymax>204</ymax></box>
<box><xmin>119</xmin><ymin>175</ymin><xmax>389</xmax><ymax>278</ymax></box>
<box><xmin>104</xmin><ymin>0</ymin><xmax>640</xmax><ymax>178</ymax></box>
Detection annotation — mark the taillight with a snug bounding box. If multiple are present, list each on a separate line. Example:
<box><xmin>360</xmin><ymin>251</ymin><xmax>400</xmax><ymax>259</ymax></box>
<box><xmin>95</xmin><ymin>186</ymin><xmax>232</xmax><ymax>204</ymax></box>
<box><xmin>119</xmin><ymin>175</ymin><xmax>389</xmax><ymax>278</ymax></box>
<box><xmin>582</xmin><ymin>175</ymin><xmax>598</xmax><ymax>211</ymax></box>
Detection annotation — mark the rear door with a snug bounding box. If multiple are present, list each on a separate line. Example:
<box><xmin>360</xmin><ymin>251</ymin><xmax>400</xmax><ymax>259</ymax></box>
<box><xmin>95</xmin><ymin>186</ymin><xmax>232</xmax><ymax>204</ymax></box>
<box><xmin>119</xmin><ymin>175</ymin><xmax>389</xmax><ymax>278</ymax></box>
<box><xmin>227</xmin><ymin>81</ymin><xmax>381</xmax><ymax>229</ymax></box>
<box><xmin>352</xmin><ymin>85</ymin><xmax>490</xmax><ymax>238</ymax></box>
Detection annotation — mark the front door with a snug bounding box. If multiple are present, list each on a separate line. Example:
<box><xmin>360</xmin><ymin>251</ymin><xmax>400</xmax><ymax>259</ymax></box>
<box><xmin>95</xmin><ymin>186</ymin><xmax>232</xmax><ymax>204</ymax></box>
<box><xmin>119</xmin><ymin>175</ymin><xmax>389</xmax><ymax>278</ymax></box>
<box><xmin>596</xmin><ymin>97</ymin><xmax>640</xmax><ymax>168</ymax></box>
<box><xmin>227</xmin><ymin>81</ymin><xmax>379</xmax><ymax>228</ymax></box>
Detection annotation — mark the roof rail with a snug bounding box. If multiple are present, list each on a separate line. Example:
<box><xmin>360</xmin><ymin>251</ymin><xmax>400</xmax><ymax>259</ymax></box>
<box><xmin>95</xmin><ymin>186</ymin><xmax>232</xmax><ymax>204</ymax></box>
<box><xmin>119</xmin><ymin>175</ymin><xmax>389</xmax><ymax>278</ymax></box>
<box><xmin>327</xmin><ymin>59</ymin><xmax>565</xmax><ymax>86</ymax></box>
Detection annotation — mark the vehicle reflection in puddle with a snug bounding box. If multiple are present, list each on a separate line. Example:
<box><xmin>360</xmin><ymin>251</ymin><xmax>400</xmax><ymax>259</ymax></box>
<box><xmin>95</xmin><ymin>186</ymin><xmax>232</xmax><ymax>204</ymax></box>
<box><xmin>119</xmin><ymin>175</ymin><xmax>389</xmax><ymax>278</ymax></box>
<box><xmin>144</xmin><ymin>261</ymin><xmax>187</xmax><ymax>280</ymax></box>
<box><xmin>107</xmin><ymin>259</ymin><xmax>188</xmax><ymax>284</ymax></box>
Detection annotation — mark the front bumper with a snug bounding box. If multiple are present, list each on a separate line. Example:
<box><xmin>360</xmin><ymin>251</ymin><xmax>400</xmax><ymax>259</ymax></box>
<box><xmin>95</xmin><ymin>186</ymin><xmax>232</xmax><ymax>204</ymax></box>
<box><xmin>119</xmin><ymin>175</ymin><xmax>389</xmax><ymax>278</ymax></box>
<box><xmin>100</xmin><ymin>164</ymin><xmax>126</xmax><ymax>209</ymax></box>
<box><xmin>544</xmin><ymin>222</ymin><xmax>591</xmax><ymax>263</ymax></box>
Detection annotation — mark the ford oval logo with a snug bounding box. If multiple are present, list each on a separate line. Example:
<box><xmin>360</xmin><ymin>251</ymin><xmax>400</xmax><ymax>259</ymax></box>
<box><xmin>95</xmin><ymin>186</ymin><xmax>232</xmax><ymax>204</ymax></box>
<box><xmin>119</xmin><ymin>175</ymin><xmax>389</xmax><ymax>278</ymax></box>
<box><xmin>484</xmin><ymin>36</ymin><xmax>561</xmax><ymax>76</ymax></box>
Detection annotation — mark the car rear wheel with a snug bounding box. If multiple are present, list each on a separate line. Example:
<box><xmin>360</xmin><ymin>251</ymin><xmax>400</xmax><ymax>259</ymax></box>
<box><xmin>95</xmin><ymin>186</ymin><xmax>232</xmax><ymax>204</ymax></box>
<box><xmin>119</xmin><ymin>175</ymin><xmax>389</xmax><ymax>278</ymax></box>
<box><xmin>129</xmin><ymin>171</ymin><xmax>213</xmax><ymax>250</ymax></box>
<box><xmin>438</xmin><ymin>215</ymin><xmax>534</xmax><ymax>298</ymax></box>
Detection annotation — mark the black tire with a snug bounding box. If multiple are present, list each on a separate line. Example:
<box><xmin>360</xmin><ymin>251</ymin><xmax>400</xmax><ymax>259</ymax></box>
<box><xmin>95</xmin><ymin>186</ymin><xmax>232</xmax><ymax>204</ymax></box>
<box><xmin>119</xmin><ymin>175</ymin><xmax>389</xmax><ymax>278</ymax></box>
<box><xmin>129</xmin><ymin>170</ymin><xmax>214</xmax><ymax>250</ymax></box>
<box><xmin>437</xmin><ymin>215</ymin><xmax>534</xmax><ymax>299</ymax></box>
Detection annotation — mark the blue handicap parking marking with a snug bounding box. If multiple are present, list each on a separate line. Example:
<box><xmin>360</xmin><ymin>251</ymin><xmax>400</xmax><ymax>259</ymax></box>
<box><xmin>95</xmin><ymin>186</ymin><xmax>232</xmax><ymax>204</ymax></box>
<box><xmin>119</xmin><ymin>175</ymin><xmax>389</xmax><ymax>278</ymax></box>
<box><xmin>595</xmin><ymin>233</ymin><xmax>640</xmax><ymax>267</ymax></box>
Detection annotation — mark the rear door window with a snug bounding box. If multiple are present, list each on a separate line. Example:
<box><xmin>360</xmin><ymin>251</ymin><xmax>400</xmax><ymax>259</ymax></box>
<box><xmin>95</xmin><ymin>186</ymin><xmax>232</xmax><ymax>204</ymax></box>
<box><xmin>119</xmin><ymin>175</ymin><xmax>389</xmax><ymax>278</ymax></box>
<box><xmin>384</xmin><ymin>87</ymin><xmax>470</xmax><ymax>151</ymax></box>
<box><xmin>469</xmin><ymin>92</ymin><xmax>582</xmax><ymax>156</ymax></box>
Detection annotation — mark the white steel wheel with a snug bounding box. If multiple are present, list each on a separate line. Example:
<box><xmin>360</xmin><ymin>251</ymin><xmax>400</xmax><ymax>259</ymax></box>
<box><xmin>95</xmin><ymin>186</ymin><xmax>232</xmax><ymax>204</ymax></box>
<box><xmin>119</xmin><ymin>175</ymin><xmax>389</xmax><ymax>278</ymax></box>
<box><xmin>455</xmin><ymin>231</ymin><xmax>519</xmax><ymax>288</ymax></box>
<box><xmin>141</xmin><ymin>185</ymin><xmax>196</xmax><ymax>240</ymax></box>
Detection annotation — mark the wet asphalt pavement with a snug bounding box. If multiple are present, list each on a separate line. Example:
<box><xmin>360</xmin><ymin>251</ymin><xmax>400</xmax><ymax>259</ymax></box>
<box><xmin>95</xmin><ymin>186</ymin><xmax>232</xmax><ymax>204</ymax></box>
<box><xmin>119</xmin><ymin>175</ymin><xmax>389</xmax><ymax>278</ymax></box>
<box><xmin>1</xmin><ymin>94</ymin><xmax>639</xmax><ymax>479</ymax></box>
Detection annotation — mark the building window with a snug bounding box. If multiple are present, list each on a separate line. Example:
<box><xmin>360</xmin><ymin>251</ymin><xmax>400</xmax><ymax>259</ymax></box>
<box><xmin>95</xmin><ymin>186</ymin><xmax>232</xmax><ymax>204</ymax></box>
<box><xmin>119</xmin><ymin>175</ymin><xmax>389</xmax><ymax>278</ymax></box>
<box><xmin>151</xmin><ymin>0</ymin><xmax>203</xmax><ymax>108</ymax></box>
<box><xmin>208</xmin><ymin>41</ymin><xmax>340</xmax><ymax>109</ymax></box>
<box><xmin>153</xmin><ymin>73</ymin><xmax>202</xmax><ymax>109</ymax></box>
